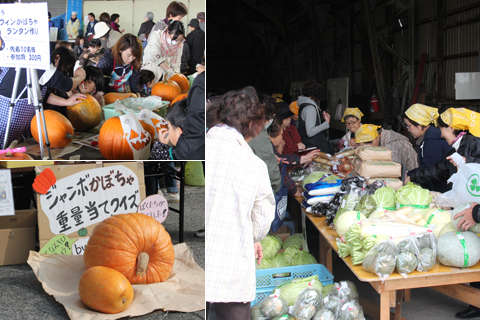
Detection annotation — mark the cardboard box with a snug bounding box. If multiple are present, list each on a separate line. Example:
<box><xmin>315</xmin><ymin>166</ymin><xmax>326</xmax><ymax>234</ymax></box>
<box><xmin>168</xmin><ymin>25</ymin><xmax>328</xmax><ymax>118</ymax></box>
<box><xmin>36</xmin><ymin>162</ymin><xmax>146</xmax><ymax>253</ymax></box>
<box><xmin>0</xmin><ymin>161</ymin><xmax>54</xmax><ymax>169</ymax></box>
<box><xmin>0</xmin><ymin>209</ymin><xmax>37</xmax><ymax>266</ymax></box>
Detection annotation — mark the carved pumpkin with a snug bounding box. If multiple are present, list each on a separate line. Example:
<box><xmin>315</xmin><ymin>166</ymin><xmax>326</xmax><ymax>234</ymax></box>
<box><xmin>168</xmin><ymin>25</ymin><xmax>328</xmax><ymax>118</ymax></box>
<box><xmin>30</xmin><ymin>110</ymin><xmax>75</xmax><ymax>148</ymax></box>
<box><xmin>84</xmin><ymin>213</ymin><xmax>175</xmax><ymax>284</ymax></box>
<box><xmin>66</xmin><ymin>94</ymin><xmax>102</xmax><ymax>132</ymax></box>
<box><xmin>170</xmin><ymin>93</ymin><xmax>188</xmax><ymax>106</ymax></box>
<box><xmin>137</xmin><ymin>109</ymin><xmax>168</xmax><ymax>140</ymax></box>
<box><xmin>99</xmin><ymin>115</ymin><xmax>152</xmax><ymax>160</ymax></box>
<box><xmin>169</xmin><ymin>74</ymin><xmax>190</xmax><ymax>93</ymax></box>
<box><xmin>151</xmin><ymin>80</ymin><xmax>182</xmax><ymax>103</ymax></box>
<box><xmin>79</xmin><ymin>266</ymin><xmax>134</xmax><ymax>314</ymax></box>
<box><xmin>139</xmin><ymin>120</ymin><xmax>156</xmax><ymax>140</ymax></box>
<box><xmin>104</xmin><ymin>92</ymin><xmax>137</xmax><ymax>105</ymax></box>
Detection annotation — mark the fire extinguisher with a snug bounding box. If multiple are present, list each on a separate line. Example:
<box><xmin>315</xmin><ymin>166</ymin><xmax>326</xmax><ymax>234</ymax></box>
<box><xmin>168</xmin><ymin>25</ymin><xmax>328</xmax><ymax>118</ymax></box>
<box><xmin>371</xmin><ymin>92</ymin><xmax>380</xmax><ymax>112</ymax></box>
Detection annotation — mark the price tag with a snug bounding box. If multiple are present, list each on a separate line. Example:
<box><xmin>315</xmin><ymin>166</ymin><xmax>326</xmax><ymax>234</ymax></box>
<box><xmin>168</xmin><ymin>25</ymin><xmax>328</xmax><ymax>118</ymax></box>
<box><xmin>138</xmin><ymin>194</ymin><xmax>169</xmax><ymax>224</ymax></box>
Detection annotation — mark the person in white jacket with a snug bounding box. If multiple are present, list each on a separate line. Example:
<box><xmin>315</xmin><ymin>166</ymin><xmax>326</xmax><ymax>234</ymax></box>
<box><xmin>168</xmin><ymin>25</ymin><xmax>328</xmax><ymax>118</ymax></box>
<box><xmin>66</xmin><ymin>12</ymin><xmax>80</xmax><ymax>40</ymax></box>
<box><xmin>141</xmin><ymin>20</ymin><xmax>185</xmax><ymax>81</ymax></box>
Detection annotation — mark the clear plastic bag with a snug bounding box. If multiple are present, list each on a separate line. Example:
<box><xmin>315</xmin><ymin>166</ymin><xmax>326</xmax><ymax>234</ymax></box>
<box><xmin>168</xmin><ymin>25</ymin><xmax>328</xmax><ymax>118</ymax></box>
<box><xmin>251</xmin><ymin>304</ymin><xmax>268</xmax><ymax>320</ymax></box>
<box><xmin>416</xmin><ymin>231</ymin><xmax>437</xmax><ymax>272</ymax></box>
<box><xmin>395</xmin><ymin>234</ymin><xmax>420</xmax><ymax>278</ymax></box>
<box><xmin>291</xmin><ymin>287</ymin><xmax>324</xmax><ymax>320</ymax></box>
<box><xmin>323</xmin><ymin>294</ymin><xmax>341</xmax><ymax>312</ymax></box>
<box><xmin>362</xmin><ymin>238</ymin><xmax>398</xmax><ymax>282</ymax></box>
<box><xmin>336</xmin><ymin>301</ymin><xmax>366</xmax><ymax>320</ymax></box>
<box><xmin>312</xmin><ymin>308</ymin><xmax>336</xmax><ymax>320</ymax></box>
<box><xmin>113</xmin><ymin>96</ymin><xmax>166</xmax><ymax>112</ymax></box>
<box><xmin>260</xmin><ymin>291</ymin><xmax>289</xmax><ymax>318</ymax></box>
<box><xmin>336</xmin><ymin>281</ymin><xmax>359</xmax><ymax>302</ymax></box>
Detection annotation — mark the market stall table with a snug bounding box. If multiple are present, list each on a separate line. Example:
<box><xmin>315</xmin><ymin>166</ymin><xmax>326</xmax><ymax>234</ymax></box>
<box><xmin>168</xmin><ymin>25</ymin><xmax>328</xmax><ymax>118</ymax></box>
<box><xmin>292</xmin><ymin>196</ymin><xmax>480</xmax><ymax>320</ymax></box>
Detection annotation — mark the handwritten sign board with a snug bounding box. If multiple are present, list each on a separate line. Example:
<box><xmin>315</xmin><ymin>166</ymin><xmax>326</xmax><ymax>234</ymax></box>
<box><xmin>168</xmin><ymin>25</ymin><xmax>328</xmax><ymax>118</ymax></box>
<box><xmin>138</xmin><ymin>194</ymin><xmax>169</xmax><ymax>224</ymax></box>
<box><xmin>0</xmin><ymin>3</ymin><xmax>50</xmax><ymax>70</ymax></box>
<box><xmin>0</xmin><ymin>169</ymin><xmax>14</xmax><ymax>217</ymax></box>
<box><xmin>36</xmin><ymin>162</ymin><xmax>146</xmax><ymax>254</ymax></box>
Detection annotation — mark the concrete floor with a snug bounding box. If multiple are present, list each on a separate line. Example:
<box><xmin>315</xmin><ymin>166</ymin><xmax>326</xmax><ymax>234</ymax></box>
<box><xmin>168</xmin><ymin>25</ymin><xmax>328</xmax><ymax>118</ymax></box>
<box><xmin>0</xmin><ymin>185</ymin><xmax>205</xmax><ymax>320</ymax></box>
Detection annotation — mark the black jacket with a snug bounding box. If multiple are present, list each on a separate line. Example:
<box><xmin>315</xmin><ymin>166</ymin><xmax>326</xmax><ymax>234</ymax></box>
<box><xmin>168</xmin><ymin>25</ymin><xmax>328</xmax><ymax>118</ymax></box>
<box><xmin>410</xmin><ymin>133</ymin><xmax>480</xmax><ymax>186</ymax></box>
<box><xmin>138</xmin><ymin>20</ymin><xmax>155</xmax><ymax>37</ymax></box>
<box><xmin>186</xmin><ymin>28</ymin><xmax>205</xmax><ymax>68</ymax></box>
<box><xmin>172</xmin><ymin>71</ymin><xmax>205</xmax><ymax>160</ymax></box>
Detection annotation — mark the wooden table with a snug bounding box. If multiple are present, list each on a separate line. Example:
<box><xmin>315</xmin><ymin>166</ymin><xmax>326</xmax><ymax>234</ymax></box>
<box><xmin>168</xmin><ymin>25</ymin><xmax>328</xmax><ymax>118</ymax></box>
<box><xmin>292</xmin><ymin>196</ymin><xmax>480</xmax><ymax>320</ymax></box>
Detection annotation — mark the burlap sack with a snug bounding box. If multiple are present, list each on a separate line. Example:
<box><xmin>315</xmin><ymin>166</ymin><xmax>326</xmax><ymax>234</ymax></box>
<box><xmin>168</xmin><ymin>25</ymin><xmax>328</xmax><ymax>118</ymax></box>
<box><xmin>355</xmin><ymin>146</ymin><xmax>392</xmax><ymax>161</ymax></box>
<box><xmin>357</xmin><ymin>160</ymin><xmax>401</xmax><ymax>178</ymax></box>
<box><xmin>368</xmin><ymin>178</ymin><xmax>403</xmax><ymax>190</ymax></box>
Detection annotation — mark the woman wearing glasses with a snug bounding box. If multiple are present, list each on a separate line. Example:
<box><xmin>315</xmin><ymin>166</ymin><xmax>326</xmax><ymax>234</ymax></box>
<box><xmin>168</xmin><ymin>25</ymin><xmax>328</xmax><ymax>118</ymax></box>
<box><xmin>403</xmin><ymin>104</ymin><xmax>452</xmax><ymax>192</ymax></box>
<box><xmin>338</xmin><ymin>107</ymin><xmax>363</xmax><ymax>151</ymax></box>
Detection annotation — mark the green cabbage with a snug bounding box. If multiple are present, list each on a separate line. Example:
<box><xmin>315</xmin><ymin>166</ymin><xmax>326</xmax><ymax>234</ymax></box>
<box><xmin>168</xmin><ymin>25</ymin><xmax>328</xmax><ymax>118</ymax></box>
<box><xmin>291</xmin><ymin>251</ymin><xmax>317</xmax><ymax>266</ymax></box>
<box><xmin>283</xmin><ymin>247</ymin><xmax>301</xmax><ymax>264</ymax></box>
<box><xmin>261</xmin><ymin>235</ymin><xmax>282</xmax><ymax>260</ymax></box>
<box><xmin>303</xmin><ymin>171</ymin><xmax>340</xmax><ymax>187</ymax></box>
<box><xmin>395</xmin><ymin>182</ymin><xmax>432</xmax><ymax>207</ymax></box>
<box><xmin>283</xmin><ymin>234</ymin><xmax>304</xmax><ymax>250</ymax></box>
<box><xmin>271</xmin><ymin>254</ymin><xmax>290</xmax><ymax>268</ymax></box>
<box><xmin>256</xmin><ymin>258</ymin><xmax>272</xmax><ymax>269</ymax></box>
<box><xmin>272</xmin><ymin>275</ymin><xmax>324</xmax><ymax>306</ymax></box>
<box><xmin>372</xmin><ymin>187</ymin><xmax>396</xmax><ymax>209</ymax></box>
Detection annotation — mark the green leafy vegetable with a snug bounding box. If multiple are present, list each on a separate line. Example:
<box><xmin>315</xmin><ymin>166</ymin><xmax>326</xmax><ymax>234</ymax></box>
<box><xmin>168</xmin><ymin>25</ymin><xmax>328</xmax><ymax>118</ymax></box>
<box><xmin>395</xmin><ymin>182</ymin><xmax>432</xmax><ymax>207</ymax></box>
<box><xmin>303</xmin><ymin>171</ymin><xmax>340</xmax><ymax>187</ymax></box>
<box><xmin>283</xmin><ymin>234</ymin><xmax>304</xmax><ymax>250</ymax></box>
<box><xmin>354</xmin><ymin>195</ymin><xmax>378</xmax><ymax>217</ymax></box>
<box><xmin>291</xmin><ymin>251</ymin><xmax>317</xmax><ymax>266</ymax></box>
<box><xmin>261</xmin><ymin>235</ymin><xmax>282</xmax><ymax>260</ymax></box>
<box><xmin>283</xmin><ymin>246</ymin><xmax>301</xmax><ymax>264</ymax></box>
<box><xmin>372</xmin><ymin>187</ymin><xmax>396</xmax><ymax>209</ymax></box>
<box><xmin>272</xmin><ymin>275</ymin><xmax>324</xmax><ymax>306</ymax></box>
<box><xmin>271</xmin><ymin>254</ymin><xmax>290</xmax><ymax>268</ymax></box>
<box><xmin>256</xmin><ymin>258</ymin><xmax>272</xmax><ymax>269</ymax></box>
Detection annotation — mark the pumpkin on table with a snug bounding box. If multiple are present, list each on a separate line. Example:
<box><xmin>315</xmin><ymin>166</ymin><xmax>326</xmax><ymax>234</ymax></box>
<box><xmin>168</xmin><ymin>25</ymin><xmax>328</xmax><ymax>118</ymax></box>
<box><xmin>151</xmin><ymin>80</ymin><xmax>181</xmax><ymax>103</ymax></box>
<box><xmin>0</xmin><ymin>140</ymin><xmax>33</xmax><ymax>160</ymax></box>
<box><xmin>30</xmin><ymin>110</ymin><xmax>75</xmax><ymax>148</ymax></box>
<box><xmin>169</xmin><ymin>74</ymin><xmax>190</xmax><ymax>93</ymax></box>
<box><xmin>83</xmin><ymin>213</ymin><xmax>175</xmax><ymax>284</ymax></box>
<box><xmin>66</xmin><ymin>94</ymin><xmax>102</xmax><ymax>132</ymax></box>
<box><xmin>79</xmin><ymin>265</ymin><xmax>134</xmax><ymax>314</ymax></box>
<box><xmin>104</xmin><ymin>92</ymin><xmax>137</xmax><ymax>105</ymax></box>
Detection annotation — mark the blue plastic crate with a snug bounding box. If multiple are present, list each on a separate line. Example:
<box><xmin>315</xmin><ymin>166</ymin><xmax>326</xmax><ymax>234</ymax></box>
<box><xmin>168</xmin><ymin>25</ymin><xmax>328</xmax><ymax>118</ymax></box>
<box><xmin>252</xmin><ymin>263</ymin><xmax>334</xmax><ymax>306</ymax></box>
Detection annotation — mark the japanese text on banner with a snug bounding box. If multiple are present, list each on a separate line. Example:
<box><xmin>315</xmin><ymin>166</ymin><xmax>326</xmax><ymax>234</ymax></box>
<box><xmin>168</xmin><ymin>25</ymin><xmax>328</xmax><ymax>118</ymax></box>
<box><xmin>40</xmin><ymin>165</ymin><xmax>141</xmax><ymax>235</ymax></box>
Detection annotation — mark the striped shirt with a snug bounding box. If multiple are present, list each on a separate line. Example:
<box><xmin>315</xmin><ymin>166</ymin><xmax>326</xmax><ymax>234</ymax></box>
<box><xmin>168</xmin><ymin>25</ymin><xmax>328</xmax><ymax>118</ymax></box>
<box><xmin>206</xmin><ymin>125</ymin><xmax>275</xmax><ymax>303</ymax></box>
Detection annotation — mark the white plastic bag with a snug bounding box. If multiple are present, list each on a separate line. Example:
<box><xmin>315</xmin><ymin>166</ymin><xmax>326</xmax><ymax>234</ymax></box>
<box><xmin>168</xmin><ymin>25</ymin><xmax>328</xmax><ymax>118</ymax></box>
<box><xmin>437</xmin><ymin>154</ymin><xmax>480</xmax><ymax>207</ymax></box>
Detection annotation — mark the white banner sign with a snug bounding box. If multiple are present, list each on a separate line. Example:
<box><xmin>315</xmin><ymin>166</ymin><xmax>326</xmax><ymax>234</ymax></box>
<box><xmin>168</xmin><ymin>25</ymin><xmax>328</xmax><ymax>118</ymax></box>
<box><xmin>0</xmin><ymin>3</ymin><xmax>50</xmax><ymax>70</ymax></box>
<box><xmin>40</xmin><ymin>165</ymin><xmax>141</xmax><ymax>235</ymax></box>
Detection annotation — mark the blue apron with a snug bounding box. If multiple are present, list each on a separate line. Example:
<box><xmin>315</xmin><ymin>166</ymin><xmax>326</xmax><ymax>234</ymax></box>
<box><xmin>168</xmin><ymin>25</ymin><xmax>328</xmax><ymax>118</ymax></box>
<box><xmin>271</xmin><ymin>161</ymin><xmax>289</xmax><ymax>232</ymax></box>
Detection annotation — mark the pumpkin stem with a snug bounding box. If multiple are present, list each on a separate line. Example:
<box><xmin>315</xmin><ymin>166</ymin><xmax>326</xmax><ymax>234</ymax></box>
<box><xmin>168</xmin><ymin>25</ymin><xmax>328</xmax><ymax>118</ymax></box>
<box><xmin>136</xmin><ymin>252</ymin><xmax>149</xmax><ymax>275</ymax></box>
<box><xmin>66</xmin><ymin>133</ymin><xmax>82</xmax><ymax>140</ymax></box>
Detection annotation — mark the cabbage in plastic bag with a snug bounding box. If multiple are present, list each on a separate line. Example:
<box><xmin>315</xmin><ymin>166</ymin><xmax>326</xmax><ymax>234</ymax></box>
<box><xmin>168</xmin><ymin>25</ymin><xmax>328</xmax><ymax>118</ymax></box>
<box><xmin>354</xmin><ymin>195</ymin><xmax>377</xmax><ymax>218</ymax></box>
<box><xmin>336</xmin><ymin>301</ymin><xmax>366</xmax><ymax>320</ymax></box>
<box><xmin>336</xmin><ymin>281</ymin><xmax>359</xmax><ymax>301</ymax></box>
<box><xmin>250</xmin><ymin>304</ymin><xmax>266</xmax><ymax>320</ymax></box>
<box><xmin>323</xmin><ymin>294</ymin><xmax>341</xmax><ymax>312</ymax></box>
<box><xmin>273</xmin><ymin>275</ymin><xmax>324</xmax><ymax>306</ymax></box>
<box><xmin>363</xmin><ymin>239</ymin><xmax>398</xmax><ymax>281</ymax></box>
<box><xmin>312</xmin><ymin>308</ymin><xmax>336</xmax><ymax>320</ymax></box>
<box><xmin>292</xmin><ymin>287</ymin><xmax>324</xmax><ymax>320</ymax></box>
<box><xmin>261</xmin><ymin>235</ymin><xmax>282</xmax><ymax>260</ymax></box>
<box><xmin>260</xmin><ymin>294</ymin><xmax>289</xmax><ymax>318</ymax></box>
<box><xmin>416</xmin><ymin>232</ymin><xmax>436</xmax><ymax>272</ymax></box>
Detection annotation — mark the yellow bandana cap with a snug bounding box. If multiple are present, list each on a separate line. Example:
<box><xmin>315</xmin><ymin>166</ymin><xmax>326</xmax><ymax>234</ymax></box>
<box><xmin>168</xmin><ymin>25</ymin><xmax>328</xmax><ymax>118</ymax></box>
<box><xmin>405</xmin><ymin>104</ymin><xmax>439</xmax><ymax>126</ymax></box>
<box><xmin>342</xmin><ymin>107</ymin><xmax>364</xmax><ymax>122</ymax></box>
<box><xmin>440</xmin><ymin>108</ymin><xmax>480</xmax><ymax>137</ymax></box>
<box><xmin>272</xmin><ymin>93</ymin><xmax>283</xmax><ymax>102</ymax></box>
<box><xmin>355</xmin><ymin>124</ymin><xmax>382</xmax><ymax>143</ymax></box>
<box><xmin>289</xmin><ymin>101</ymin><xmax>298</xmax><ymax>115</ymax></box>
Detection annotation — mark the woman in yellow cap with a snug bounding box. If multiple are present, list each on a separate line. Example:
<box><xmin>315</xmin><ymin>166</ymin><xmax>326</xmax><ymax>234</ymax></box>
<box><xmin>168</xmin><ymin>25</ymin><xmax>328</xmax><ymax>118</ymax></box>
<box><xmin>403</xmin><ymin>104</ymin><xmax>452</xmax><ymax>192</ymax></box>
<box><xmin>356</xmin><ymin>124</ymin><xmax>418</xmax><ymax>173</ymax></box>
<box><xmin>407</xmin><ymin>107</ymin><xmax>480</xmax><ymax>191</ymax></box>
<box><xmin>338</xmin><ymin>107</ymin><xmax>363</xmax><ymax>151</ymax></box>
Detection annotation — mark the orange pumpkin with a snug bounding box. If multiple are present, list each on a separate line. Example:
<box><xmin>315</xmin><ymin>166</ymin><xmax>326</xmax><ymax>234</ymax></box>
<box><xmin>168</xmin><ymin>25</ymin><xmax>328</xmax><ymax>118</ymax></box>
<box><xmin>169</xmin><ymin>73</ymin><xmax>190</xmax><ymax>93</ymax></box>
<box><xmin>99</xmin><ymin>116</ymin><xmax>152</xmax><ymax>160</ymax></box>
<box><xmin>170</xmin><ymin>93</ymin><xmax>188</xmax><ymax>106</ymax></box>
<box><xmin>66</xmin><ymin>94</ymin><xmax>102</xmax><ymax>132</ymax></box>
<box><xmin>30</xmin><ymin>110</ymin><xmax>75</xmax><ymax>148</ymax></box>
<box><xmin>104</xmin><ymin>92</ymin><xmax>137</xmax><ymax>105</ymax></box>
<box><xmin>151</xmin><ymin>80</ymin><xmax>182</xmax><ymax>103</ymax></box>
<box><xmin>79</xmin><ymin>266</ymin><xmax>134</xmax><ymax>314</ymax></box>
<box><xmin>84</xmin><ymin>213</ymin><xmax>175</xmax><ymax>284</ymax></box>
<box><xmin>139</xmin><ymin>120</ymin><xmax>156</xmax><ymax>140</ymax></box>
<box><xmin>0</xmin><ymin>152</ymin><xmax>33</xmax><ymax>160</ymax></box>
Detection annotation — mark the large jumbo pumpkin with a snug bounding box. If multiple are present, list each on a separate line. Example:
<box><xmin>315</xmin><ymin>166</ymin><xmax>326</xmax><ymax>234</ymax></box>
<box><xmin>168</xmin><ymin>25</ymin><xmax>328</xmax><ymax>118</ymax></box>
<box><xmin>104</xmin><ymin>92</ymin><xmax>137</xmax><ymax>105</ymax></box>
<box><xmin>151</xmin><ymin>80</ymin><xmax>182</xmax><ymax>103</ymax></box>
<box><xmin>30</xmin><ymin>110</ymin><xmax>75</xmax><ymax>148</ymax></box>
<box><xmin>66</xmin><ymin>94</ymin><xmax>102</xmax><ymax>132</ymax></box>
<box><xmin>79</xmin><ymin>266</ymin><xmax>134</xmax><ymax>314</ymax></box>
<box><xmin>84</xmin><ymin>213</ymin><xmax>175</xmax><ymax>284</ymax></box>
<box><xmin>98</xmin><ymin>116</ymin><xmax>152</xmax><ymax>160</ymax></box>
<box><xmin>169</xmin><ymin>74</ymin><xmax>190</xmax><ymax>93</ymax></box>
<box><xmin>170</xmin><ymin>93</ymin><xmax>188</xmax><ymax>106</ymax></box>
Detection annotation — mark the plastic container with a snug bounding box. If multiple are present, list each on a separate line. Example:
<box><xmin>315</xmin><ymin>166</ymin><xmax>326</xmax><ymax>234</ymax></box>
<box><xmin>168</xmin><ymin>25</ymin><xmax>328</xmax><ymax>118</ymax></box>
<box><xmin>102</xmin><ymin>101</ymin><xmax>169</xmax><ymax>121</ymax></box>
<box><xmin>252</xmin><ymin>264</ymin><xmax>334</xmax><ymax>306</ymax></box>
